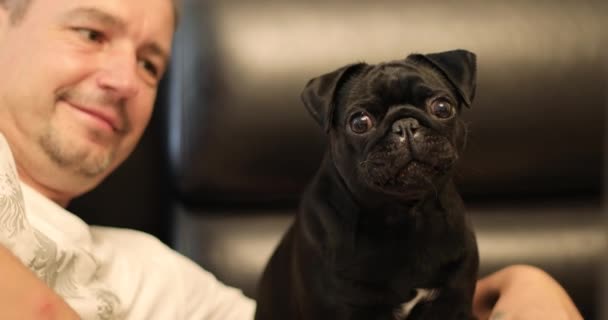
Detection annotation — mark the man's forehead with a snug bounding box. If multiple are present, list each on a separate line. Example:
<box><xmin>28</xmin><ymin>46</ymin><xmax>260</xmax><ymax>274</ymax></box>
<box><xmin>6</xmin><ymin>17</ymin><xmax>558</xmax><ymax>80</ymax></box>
<box><xmin>59</xmin><ymin>1</ymin><xmax>174</xmax><ymax>27</ymax></box>
<box><xmin>63</xmin><ymin>6</ymin><xmax>172</xmax><ymax>47</ymax></box>
<box><xmin>60</xmin><ymin>1</ymin><xmax>174</xmax><ymax>51</ymax></box>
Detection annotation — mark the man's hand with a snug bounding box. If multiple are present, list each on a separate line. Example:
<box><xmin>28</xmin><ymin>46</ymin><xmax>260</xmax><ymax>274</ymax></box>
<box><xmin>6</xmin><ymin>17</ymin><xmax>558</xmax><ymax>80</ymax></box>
<box><xmin>473</xmin><ymin>265</ymin><xmax>583</xmax><ymax>320</ymax></box>
<box><xmin>0</xmin><ymin>245</ymin><xmax>80</xmax><ymax>320</ymax></box>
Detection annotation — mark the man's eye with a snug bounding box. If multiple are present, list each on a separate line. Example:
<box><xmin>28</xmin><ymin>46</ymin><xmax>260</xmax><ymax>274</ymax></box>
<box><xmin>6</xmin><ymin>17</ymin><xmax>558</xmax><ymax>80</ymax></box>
<box><xmin>139</xmin><ymin>59</ymin><xmax>159</xmax><ymax>78</ymax></box>
<box><xmin>75</xmin><ymin>28</ymin><xmax>105</xmax><ymax>43</ymax></box>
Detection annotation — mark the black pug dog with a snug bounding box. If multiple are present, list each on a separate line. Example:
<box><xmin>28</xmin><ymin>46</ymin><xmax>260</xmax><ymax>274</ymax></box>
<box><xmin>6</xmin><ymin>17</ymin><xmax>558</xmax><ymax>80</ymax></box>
<box><xmin>255</xmin><ymin>49</ymin><xmax>479</xmax><ymax>320</ymax></box>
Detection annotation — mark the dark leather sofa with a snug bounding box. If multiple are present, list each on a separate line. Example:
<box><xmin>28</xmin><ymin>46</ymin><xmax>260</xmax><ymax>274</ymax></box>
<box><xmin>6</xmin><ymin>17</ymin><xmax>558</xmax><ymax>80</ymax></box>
<box><xmin>69</xmin><ymin>1</ymin><xmax>608</xmax><ymax>318</ymax></box>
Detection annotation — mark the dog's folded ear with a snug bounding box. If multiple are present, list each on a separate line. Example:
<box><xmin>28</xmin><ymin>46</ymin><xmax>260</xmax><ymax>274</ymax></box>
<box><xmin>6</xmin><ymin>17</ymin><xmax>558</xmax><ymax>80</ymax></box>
<box><xmin>407</xmin><ymin>49</ymin><xmax>477</xmax><ymax>108</ymax></box>
<box><xmin>301</xmin><ymin>63</ymin><xmax>366</xmax><ymax>132</ymax></box>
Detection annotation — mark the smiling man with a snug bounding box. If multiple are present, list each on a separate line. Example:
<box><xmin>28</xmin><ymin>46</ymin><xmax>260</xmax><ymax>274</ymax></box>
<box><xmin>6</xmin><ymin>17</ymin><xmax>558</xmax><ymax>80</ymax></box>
<box><xmin>0</xmin><ymin>0</ymin><xmax>173</xmax><ymax>206</ymax></box>
<box><xmin>0</xmin><ymin>0</ymin><xmax>256</xmax><ymax>318</ymax></box>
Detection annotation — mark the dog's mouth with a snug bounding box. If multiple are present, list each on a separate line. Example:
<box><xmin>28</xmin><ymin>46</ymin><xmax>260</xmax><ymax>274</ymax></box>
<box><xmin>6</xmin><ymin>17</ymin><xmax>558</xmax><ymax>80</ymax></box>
<box><xmin>360</xmin><ymin>157</ymin><xmax>450</xmax><ymax>199</ymax></box>
<box><xmin>384</xmin><ymin>160</ymin><xmax>441</xmax><ymax>187</ymax></box>
<box><xmin>358</xmin><ymin>131</ymin><xmax>458</xmax><ymax>199</ymax></box>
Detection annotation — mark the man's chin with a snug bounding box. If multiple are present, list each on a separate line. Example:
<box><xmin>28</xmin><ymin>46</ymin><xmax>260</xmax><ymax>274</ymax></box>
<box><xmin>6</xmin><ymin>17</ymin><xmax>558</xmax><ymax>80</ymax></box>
<box><xmin>75</xmin><ymin>155</ymin><xmax>113</xmax><ymax>178</ymax></box>
<box><xmin>39</xmin><ymin>136</ymin><xmax>114</xmax><ymax>178</ymax></box>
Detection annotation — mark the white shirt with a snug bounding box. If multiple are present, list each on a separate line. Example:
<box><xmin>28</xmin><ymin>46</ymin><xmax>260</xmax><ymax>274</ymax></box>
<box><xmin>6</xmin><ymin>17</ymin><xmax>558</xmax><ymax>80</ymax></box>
<box><xmin>0</xmin><ymin>134</ymin><xmax>256</xmax><ymax>320</ymax></box>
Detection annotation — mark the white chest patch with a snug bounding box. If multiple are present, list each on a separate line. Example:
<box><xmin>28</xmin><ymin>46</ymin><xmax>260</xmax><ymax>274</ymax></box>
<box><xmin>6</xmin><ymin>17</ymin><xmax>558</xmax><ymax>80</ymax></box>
<box><xmin>393</xmin><ymin>288</ymin><xmax>440</xmax><ymax>320</ymax></box>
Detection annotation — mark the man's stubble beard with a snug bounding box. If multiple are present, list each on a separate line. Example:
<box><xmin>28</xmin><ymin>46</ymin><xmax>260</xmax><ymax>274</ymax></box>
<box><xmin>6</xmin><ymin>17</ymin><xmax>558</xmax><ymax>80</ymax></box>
<box><xmin>38</xmin><ymin>125</ymin><xmax>115</xmax><ymax>178</ymax></box>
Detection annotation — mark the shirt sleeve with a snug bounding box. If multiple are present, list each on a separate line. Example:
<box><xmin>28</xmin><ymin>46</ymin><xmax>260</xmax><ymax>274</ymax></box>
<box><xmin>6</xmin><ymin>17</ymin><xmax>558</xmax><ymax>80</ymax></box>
<box><xmin>90</xmin><ymin>224</ymin><xmax>257</xmax><ymax>320</ymax></box>
<box><xmin>169</xmin><ymin>246</ymin><xmax>256</xmax><ymax>320</ymax></box>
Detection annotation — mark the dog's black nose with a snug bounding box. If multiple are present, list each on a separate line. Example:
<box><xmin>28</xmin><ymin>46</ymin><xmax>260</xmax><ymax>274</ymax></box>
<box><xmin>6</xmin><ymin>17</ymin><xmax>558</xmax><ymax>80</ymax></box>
<box><xmin>392</xmin><ymin>118</ymin><xmax>420</xmax><ymax>139</ymax></box>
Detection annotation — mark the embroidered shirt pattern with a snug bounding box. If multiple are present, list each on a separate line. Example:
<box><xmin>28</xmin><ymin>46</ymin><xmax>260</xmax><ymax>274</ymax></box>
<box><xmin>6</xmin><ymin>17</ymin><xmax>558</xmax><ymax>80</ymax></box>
<box><xmin>0</xmin><ymin>135</ymin><xmax>123</xmax><ymax>320</ymax></box>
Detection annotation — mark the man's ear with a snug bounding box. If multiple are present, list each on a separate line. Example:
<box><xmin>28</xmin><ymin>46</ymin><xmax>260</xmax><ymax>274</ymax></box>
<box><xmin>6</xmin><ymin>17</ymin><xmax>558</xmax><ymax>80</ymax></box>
<box><xmin>407</xmin><ymin>49</ymin><xmax>477</xmax><ymax>108</ymax></box>
<box><xmin>301</xmin><ymin>63</ymin><xmax>366</xmax><ymax>132</ymax></box>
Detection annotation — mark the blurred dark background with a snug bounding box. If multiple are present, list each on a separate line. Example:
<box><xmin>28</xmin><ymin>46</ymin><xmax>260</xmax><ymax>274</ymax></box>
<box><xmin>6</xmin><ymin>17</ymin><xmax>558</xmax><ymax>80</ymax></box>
<box><xmin>69</xmin><ymin>0</ymin><xmax>608</xmax><ymax>318</ymax></box>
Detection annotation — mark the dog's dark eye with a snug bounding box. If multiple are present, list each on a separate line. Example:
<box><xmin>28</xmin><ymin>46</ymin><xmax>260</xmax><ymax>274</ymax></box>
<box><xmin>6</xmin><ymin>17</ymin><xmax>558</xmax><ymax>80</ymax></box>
<box><xmin>349</xmin><ymin>112</ymin><xmax>374</xmax><ymax>134</ymax></box>
<box><xmin>429</xmin><ymin>99</ymin><xmax>454</xmax><ymax>119</ymax></box>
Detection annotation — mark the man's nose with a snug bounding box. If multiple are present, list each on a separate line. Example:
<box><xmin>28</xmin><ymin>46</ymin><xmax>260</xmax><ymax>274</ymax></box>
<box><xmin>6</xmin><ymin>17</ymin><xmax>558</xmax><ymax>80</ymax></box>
<box><xmin>96</xmin><ymin>50</ymin><xmax>140</xmax><ymax>100</ymax></box>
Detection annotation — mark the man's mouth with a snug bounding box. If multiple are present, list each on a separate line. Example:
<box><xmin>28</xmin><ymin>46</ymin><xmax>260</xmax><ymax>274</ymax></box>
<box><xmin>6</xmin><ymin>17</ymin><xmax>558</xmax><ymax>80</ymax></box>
<box><xmin>62</xmin><ymin>100</ymin><xmax>125</xmax><ymax>133</ymax></box>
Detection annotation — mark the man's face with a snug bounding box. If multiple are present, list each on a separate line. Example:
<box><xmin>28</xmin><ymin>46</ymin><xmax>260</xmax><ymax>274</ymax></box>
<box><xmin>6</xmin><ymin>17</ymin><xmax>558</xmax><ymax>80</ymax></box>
<box><xmin>0</xmin><ymin>0</ymin><xmax>174</xmax><ymax>200</ymax></box>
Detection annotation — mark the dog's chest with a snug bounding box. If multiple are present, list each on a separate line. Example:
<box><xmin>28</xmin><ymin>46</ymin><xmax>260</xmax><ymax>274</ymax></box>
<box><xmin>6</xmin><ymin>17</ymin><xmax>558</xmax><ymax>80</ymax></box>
<box><xmin>393</xmin><ymin>288</ymin><xmax>439</xmax><ymax>320</ymax></box>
